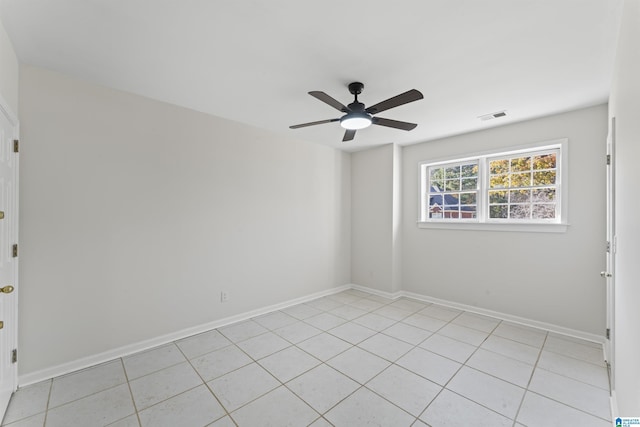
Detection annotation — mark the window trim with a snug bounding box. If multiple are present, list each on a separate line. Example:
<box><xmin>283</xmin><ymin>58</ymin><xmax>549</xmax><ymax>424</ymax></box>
<box><xmin>417</xmin><ymin>138</ymin><xmax>569</xmax><ymax>233</ymax></box>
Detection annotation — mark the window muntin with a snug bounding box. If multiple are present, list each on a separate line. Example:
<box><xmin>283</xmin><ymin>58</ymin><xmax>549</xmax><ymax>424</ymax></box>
<box><xmin>420</xmin><ymin>144</ymin><xmax>563</xmax><ymax>225</ymax></box>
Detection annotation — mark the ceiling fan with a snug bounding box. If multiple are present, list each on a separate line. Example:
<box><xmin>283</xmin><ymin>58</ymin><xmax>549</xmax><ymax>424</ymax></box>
<box><xmin>290</xmin><ymin>82</ymin><xmax>424</xmax><ymax>142</ymax></box>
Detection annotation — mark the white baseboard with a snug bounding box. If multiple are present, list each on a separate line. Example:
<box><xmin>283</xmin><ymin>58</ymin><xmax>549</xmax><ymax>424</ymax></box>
<box><xmin>349</xmin><ymin>284</ymin><xmax>402</xmax><ymax>300</ymax></box>
<box><xmin>351</xmin><ymin>283</ymin><xmax>604</xmax><ymax>344</ymax></box>
<box><xmin>19</xmin><ymin>282</ymin><xmax>606</xmax><ymax>387</ymax></box>
<box><xmin>399</xmin><ymin>289</ymin><xmax>605</xmax><ymax>344</ymax></box>
<box><xmin>18</xmin><ymin>284</ymin><xmax>351</xmax><ymax>387</ymax></box>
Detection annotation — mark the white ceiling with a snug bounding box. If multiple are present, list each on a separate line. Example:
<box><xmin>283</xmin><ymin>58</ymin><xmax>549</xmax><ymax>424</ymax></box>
<box><xmin>0</xmin><ymin>0</ymin><xmax>624</xmax><ymax>152</ymax></box>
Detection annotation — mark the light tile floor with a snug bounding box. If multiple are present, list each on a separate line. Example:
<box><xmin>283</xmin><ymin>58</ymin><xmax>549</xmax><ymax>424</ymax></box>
<box><xmin>1</xmin><ymin>290</ymin><xmax>611</xmax><ymax>427</ymax></box>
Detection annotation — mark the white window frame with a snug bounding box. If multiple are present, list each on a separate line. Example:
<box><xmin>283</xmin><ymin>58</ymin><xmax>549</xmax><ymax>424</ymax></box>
<box><xmin>423</xmin><ymin>159</ymin><xmax>480</xmax><ymax>223</ymax></box>
<box><xmin>418</xmin><ymin>138</ymin><xmax>568</xmax><ymax>233</ymax></box>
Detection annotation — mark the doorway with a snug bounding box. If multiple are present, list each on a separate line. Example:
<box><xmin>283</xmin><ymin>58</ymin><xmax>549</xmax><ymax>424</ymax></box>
<box><xmin>604</xmin><ymin>116</ymin><xmax>616</xmax><ymax>391</ymax></box>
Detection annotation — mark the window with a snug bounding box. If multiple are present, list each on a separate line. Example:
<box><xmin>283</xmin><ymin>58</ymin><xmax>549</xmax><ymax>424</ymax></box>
<box><xmin>426</xmin><ymin>161</ymin><xmax>478</xmax><ymax>219</ymax></box>
<box><xmin>487</xmin><ymin>150</ymin><xmax>558</xmax><ymax>220</ymax></box>
<box><xmin>419</xmin><ymin>140</ymin><xmax>566</xmax><ymax>230</ymax></box>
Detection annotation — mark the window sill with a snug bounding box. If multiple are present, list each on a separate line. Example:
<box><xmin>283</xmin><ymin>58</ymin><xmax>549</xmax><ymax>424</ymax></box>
<box><xmin>417</xmin><ymin>221</ymin><xmax>569</xmax><ymax>233</ymax></box>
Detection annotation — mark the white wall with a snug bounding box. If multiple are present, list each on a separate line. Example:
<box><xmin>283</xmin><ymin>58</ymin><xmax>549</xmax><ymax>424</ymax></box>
<box><xmin>351</xmin><ymin>144</ymin><xmax>397</xmax><ymax>293</ymax></box>
<box><xmin>0</xmin><ymin>10</ymin><xmax>18</xmax><ymax>114</ymax></box>
<box><xmin>609</xmin><ymin>0</ymin><xmax>640</xmax><ymax>415</ymax></box>
<box><xmin>18</xmin><ymin>66</ymin><xmax>351</xmax><ymax>376</ymax></box>
<box><xmin>401</xmin><ymin>105</ymin><xmax>608</xmax><ymax>335</ymax></box>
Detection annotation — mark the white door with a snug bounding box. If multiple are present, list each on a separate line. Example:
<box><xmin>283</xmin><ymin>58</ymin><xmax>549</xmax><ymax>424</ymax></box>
<box><xmin>0</xmin><ymin>99</ymin><xmax>18</xmax><ymax>420</ymax></box>
<box><xmin>603</xmin><ymin>116</ymin><xmax>616</xmax><ymax>389</ymax></box>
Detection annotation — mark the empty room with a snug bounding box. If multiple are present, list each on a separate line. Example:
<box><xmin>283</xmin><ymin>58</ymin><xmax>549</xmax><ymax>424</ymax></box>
<box><xmin>0</xmin><ymin>0</ymin><xmax>639</xmax><ymax>426</ymax></box>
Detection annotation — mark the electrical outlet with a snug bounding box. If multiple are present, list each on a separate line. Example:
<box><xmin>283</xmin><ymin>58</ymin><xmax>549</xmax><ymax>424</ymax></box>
<box><xmin>220</xmin><ymin>291</ymin><xmax>229</xmax><ymax>302</ymax></box>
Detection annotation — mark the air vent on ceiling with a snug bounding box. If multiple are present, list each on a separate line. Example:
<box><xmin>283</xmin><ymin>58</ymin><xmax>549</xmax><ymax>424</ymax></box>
<box><xmin>479</xmin><ymin>110</ymin><xmax>507</xmax><ymax>121</ymax></box>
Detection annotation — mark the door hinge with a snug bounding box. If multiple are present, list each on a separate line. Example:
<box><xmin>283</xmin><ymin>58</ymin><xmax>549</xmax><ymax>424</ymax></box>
<box><xmin>11</xmin><ymin>349</ymin><xmax>17</xmax><ymax>363</ymax></box>
<box><xmin>606</xmin><ymin>154</ymin><xmax>611</xmax><ymax>165</ymax></box>
<box><xmin>13</xmin><ymin>139</ymin><xmax>18</xmax><ymax>153</ymax></box>
<box><xmin>606</xmin><ymin>241</ymin><xmax>610</xmax><ymax>253</ymax></box>
<box><xmin>12</xmin><ymin>243</ymin><xmax>18</xmax><ymax>258</ymax></box>
<box><xmin>606</xmin><ymin>328</ymin><xmax>611</xmax><ymax>340</ymax></box>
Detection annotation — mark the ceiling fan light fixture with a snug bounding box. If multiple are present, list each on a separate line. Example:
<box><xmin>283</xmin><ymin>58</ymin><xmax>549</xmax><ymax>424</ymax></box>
<box><xmin>340</xmin><ymin>112</ymin><xmax>372</xmax><ymax>130</ymax></box>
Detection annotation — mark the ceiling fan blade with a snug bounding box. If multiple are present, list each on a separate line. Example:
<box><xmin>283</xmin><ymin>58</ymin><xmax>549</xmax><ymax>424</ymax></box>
<box><xmin>372</xmin><ymin>117</ymin><xmax>418</xmax><ymax>131</ymax></box>
<box><xmin>309</xmin><ymin>91</ymin><xmax>350</xmax><ymax>112</ymax></box>
<box><xmin>365</xmin><ymin>89</ymin><xmax>424</xmax><ymax>115</ymax></box>
<box><xmin>290</xmin><ymin>118</ymin><xmax>339</xmax><ymax>129</ymax></box>
<box><xmin>343</xmin><ymin>129</ymin><xmax>356</xmax><ymax>141</ymax></box>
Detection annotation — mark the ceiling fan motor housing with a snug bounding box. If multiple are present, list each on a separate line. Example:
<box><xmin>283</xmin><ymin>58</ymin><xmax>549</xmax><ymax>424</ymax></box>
<box><xmin>348</xmin><ymin>82</ymin><xmax>365</xmax><ymax>96</ymax></box>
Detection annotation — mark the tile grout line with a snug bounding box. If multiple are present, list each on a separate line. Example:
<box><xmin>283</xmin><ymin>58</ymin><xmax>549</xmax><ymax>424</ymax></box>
<box><xmin>511</xmin><ymin>330</ymin><xmax>548</xmax><ymax>426</ymax></box>
<box><xmin>43</xmin><ymin>380</ymin><xmax>127</xmax><ymax>413</ymax></box>
<box><xmin>542</xmin><ymin>347</ymin><xmax>609</xmax><ymax>368</ymax></box>
<box><xmin>42</xmin><ymin>378</ymin><xmax>52</xmax><ymax>427</ymax></box>
<box><xmin>118</xmin><ymin>357</ymin><xmax>142</xmax><ymax>427</ymax></box>
<box><xmin>522</xmin><ymin>389</ymin><xmax>613</xmax><ymax>423</ymax></box>
<box><xmin>175</xmin><ymin>342</ymin><xmax>239</xmax><ymax>427</ymax></box>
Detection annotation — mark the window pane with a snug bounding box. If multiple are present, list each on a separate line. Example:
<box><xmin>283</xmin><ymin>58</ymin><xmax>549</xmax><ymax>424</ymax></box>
<box><xmin>460</xmin><ymin>193</ymin><xmax>476</xmax><ymax>205</ymax></box>
<box><xmin>461</xmin><ymin>206</ymin><xmax>477</xmax><ymax>218</ymax></box>
<box><xmin>428</xmin><ymin>167</ymin><xmax>444</xmax><ymax>192</ymax></box>
<box><xmin>461</xmin><ymin>178</ymin><xmax>477</xmax><ymax>190</ymax></box>
<box><xmin>445</xmin><ymin>166</ymin><xmax>460</xmax><ymax>179</ymax></box>
<box><xmin>489</xmin><ymin>190</ymin><xmax>507</xmax><ymax>204</ymax></box>
<box><xmin>490</xmin><ymin>159</ymin><xmax>508</xmax><ymax>174</ymax></box>
<box><xmin>533</xmin><ymin>154</ymin><xmax>556</xmax><ymax>169</ymax></box>
<box><xmin>511</xmin><ymin>156</ymin><xmax>531</xmax><ymax>172</ymax></box>
<box><xmin>429</xmin><ymin>194</ymin><xmax>444</xmax><ymax>206</ymax></box>
<box><xmin>509</xmin><ymin>204</ymin><xmax>531</xmax><ymax>219</ymax></box>
<box><xmin>489</xmin><ymin>205</ymin><xmax>508</xmax><ymax>218</ymax></box>
<box><xmin>429</xmin><ymin>205</ymin><xmax>444</xmax><ymax>218</ymax></box>
<box><xmin>532</xmin><ymin>204</ymin><xmax>556</xmax><ymax>219</ymax></box>
<box><xmin>431</xmin><ymin>181</ymin><xmax>444</xmax><ymax>192</ymax></box>
<box><xmin>533</xmin><ymin>188</ymin><xmax>555</xmax><ymax>202</ymax></box>
<box><xmin>510</xmin><ymin>172</ymin><xmax>531</xmax><ymax>187</ymax></box>
<box><xmin>461</xmin><ymin>164</ymin><xmax>477</xmax><ymax>177</ymax></box>
<box><xmin>490</xmin><ymin>174</ymin><xmax>509</xmax><ymax>189</ymax></box>
<box><xmin>533</xmin><ymin>171</ymin><xmax>556</xmax><ymax>186</ymax></box>
<box><xmin>445</xmin><ymin>179</ymin><xmax>461</xmax><ymax>191</ymax></box>
<box><xmin>430</xmin><ymin>167</ymin><xmax>444</xmax><ymax>180</ymax></box>
<box><xmin>509</xmin><ymin>189</ymin><xmax>531</xmax><ymax>203</ymax></box>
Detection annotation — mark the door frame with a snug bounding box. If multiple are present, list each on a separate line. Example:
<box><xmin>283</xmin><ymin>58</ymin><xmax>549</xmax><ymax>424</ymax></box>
<box><xmin>0</xmin><ymin>93</ymin><xmax>19</xmax><ymax>420</ymax></box>
<box><xmin>604</xmin><ymin>116</ymin><xmax>616</xmax><ymax>390</ymax></box>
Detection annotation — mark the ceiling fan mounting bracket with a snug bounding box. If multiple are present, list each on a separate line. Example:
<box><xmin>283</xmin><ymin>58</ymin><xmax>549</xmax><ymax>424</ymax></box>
<box><xmin>348</xmin><ymin>82</ymin><xmax>364</xmax><ymax>96</ymax></box>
